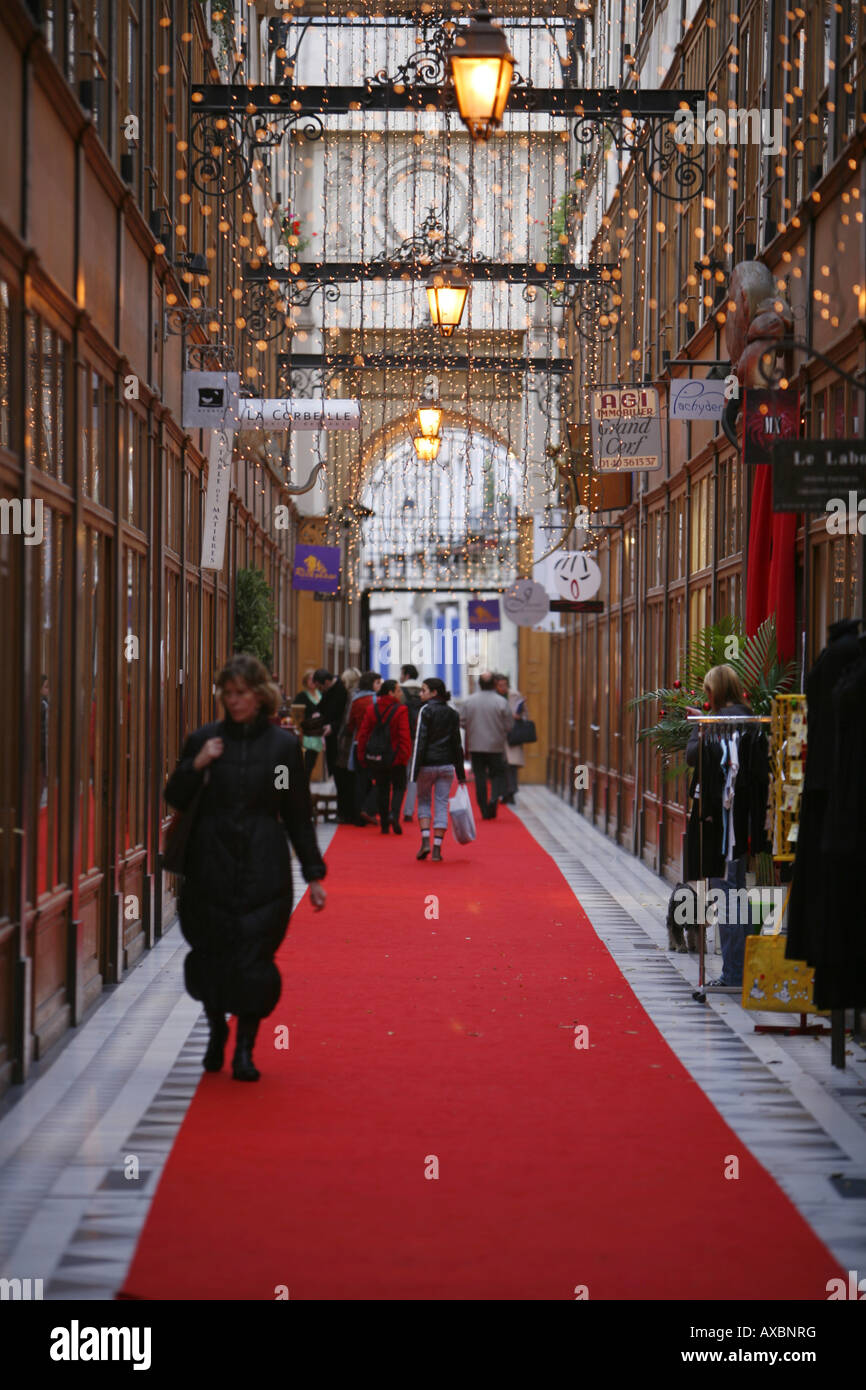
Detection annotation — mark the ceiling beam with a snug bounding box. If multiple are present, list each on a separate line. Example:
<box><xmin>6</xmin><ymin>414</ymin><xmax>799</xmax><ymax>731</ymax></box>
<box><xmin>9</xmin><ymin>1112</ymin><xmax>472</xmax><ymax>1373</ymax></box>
<box><xmin>251</xmin><ymin>262</ymin><xmax>609</xmax><ymax>284</ymax></box>
<box><xmin>278</xmin><ymin>353</ymin><xmax>572</xmax><ymax>372</ymax></box>
<box><xmin>192</xmin><ymin>84</ymin><xmax>702</xmax><ymax>118</ymax></box>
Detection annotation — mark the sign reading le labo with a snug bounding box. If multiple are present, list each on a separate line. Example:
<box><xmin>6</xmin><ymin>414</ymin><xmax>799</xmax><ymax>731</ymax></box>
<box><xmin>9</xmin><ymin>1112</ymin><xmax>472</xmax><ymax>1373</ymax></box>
<box><xmin>590</xmin><ymin>386</ymin><xmax>663</xmax><ymax>471</ymax></box>
<box><xmin>772</xmin><ymin>439</ymin><xmax>866</xmax><ymax>512</ymax></box>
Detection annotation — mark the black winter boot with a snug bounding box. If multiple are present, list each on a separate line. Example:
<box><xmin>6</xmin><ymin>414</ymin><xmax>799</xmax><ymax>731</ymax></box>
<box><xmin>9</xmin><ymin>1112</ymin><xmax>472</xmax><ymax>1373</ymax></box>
<box><xmin>232</xmin><ymin>1015</ymin><xmax>261</xmax><ymax>1082</ymax></box>
<box><xmin>203</xmin><ymin>1010</ymin><xmax>229</xmax><ymax>1072</ymax></box>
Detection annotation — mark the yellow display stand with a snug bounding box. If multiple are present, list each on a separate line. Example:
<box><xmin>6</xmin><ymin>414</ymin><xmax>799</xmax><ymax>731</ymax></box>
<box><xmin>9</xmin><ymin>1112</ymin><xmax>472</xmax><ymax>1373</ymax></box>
<box><xmin>741</xmin><ymin>934</ymin><xmax>827</xmax><ymax>1014</ymax></box>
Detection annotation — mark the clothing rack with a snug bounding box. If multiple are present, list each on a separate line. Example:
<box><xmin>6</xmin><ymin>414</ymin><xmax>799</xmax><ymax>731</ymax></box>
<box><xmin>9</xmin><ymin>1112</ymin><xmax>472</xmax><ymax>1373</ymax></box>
<box><xmin>686</xmin><ymin>715</ymin><xmax>771</xmax><ymax>1004</ymax></box>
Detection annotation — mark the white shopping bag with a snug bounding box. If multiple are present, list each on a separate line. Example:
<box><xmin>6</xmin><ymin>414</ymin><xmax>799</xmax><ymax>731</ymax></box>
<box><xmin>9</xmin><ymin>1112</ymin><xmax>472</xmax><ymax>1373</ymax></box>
<box><xmin>448</xmin><ymin>783</ymin><xmax>476</xmax><ymax>845</ymax></box>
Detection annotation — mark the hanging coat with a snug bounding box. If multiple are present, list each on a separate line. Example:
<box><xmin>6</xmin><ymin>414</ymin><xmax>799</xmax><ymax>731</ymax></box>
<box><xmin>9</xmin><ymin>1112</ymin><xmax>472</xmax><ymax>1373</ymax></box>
<box><xmin>812</xmin><ymin>638</ymin><xmax>866</xmax><ymax>1009</ymax></box>
<box><xmin>786</xmin><ymin>618</ymin><xmax>863</xmax><ymax>972</ymax></box>
<box><xmin>164</xmin><ymin>709</ymin><xmax>326</xmax><ymax>1019</ymax></box>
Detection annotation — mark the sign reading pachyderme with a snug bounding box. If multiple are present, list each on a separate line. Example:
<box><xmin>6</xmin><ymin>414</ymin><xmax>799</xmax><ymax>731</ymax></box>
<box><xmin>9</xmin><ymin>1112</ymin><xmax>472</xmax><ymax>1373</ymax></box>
<box><xmin>590</xmin><ymin>386</ymin><xmax>664</xmax><ymax>472</ymax></box>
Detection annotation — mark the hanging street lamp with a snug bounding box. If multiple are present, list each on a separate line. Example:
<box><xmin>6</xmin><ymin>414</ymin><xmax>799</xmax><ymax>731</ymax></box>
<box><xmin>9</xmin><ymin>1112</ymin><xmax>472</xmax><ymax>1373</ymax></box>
<box><xmin>413</xmin><ymin>434</ymin><xmax>442</xmax><ymax>461</ymax></box>
<box><xmin>447</xmin><ymin>9</ymin><xmax>514</xmax><ymax>142</ymax></box>
<box><xmin>416</xmin><ymin>397</ymin><xmax>443</xmax><ymax>439</ymax></box>
<box><xmin>426</xmin><ymin>262</ymin><xmax>470</xmax><ymax>337</ymax></box>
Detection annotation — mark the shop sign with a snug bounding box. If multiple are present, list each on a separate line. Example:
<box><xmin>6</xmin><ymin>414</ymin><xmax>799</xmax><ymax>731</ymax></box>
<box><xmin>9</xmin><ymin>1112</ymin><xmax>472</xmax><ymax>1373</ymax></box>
<box><xmin>742</xmin><ymin>387</ymin><xmax>799</xmax><ymax>465</ymax></box>
<box><xmin>669</xmin><ymin>377</ymin><xmax>727</xmax><ymax>420</ymax></box>
<box><xmin>183</xmin><ymin>372</ymin><xmax>240</xmax><ymax>430</ymax></box>
<box><xmin>502</xmin><ymin>579</ymin><xmax>550</xmax><ymax>627</ymax></box>
<box><xmin>551</xmin><ymin>551</ymin><xmax>602</xmax><ymax>602</ymax></box>
<box><xmin>590</xmin><ymin>386</ymin><xmax>663</xmax><ymax>471</ymax></box>
<box><xmin>200</xmin><ymin>428</ymin><xmax>235</xmax><ymax>571</ymax></box>
<box><xmin>292</xmin><ymin>543</ymin><xmax>341</xmax><ymax>592</ymax></box>
<box><xmin>772</xmin><ymin>438</ymin><xmax>866</xmax><ymax>512</ymax></box>
<box><xmin>467</xmin><ymin>598</ymin><xmax>501</xmax><ymax>630</ymax></box>
<box><xmin>234</xmin><ymin>398</ymin><xmax>360</xmax><ymax>430</ymax></box>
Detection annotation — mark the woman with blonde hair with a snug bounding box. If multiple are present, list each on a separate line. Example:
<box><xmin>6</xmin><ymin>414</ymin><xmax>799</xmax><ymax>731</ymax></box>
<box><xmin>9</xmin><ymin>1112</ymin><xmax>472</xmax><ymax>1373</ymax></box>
<box><xmin>685</xmin><ymin>662</ymin><xmax>757</xmax><ymax>988</ymax></box>
<box><xmin>165</xmin><ymin>653</ymin><xmax>327</xmax><ymax>1081</ymax></box>
<box><xmin>293</xmin><ymin>666</ymin><xmax>324</xmax><ymax>781</ymax></box>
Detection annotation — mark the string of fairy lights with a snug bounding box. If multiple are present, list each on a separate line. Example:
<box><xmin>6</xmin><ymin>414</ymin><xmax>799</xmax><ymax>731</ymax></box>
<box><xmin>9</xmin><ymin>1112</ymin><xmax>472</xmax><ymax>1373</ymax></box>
<box><xmin>161</xmin><ymin>2</ymin><xmax>865</xmax><ymax>588</ymax></box>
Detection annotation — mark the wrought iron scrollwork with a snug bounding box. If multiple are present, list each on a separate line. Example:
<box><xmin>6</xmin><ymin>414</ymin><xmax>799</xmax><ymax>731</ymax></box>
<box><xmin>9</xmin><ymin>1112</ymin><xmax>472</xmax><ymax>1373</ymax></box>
<box><xmin>572</xmin><ymin>113</ymin><xmax>705</xmax><ymax>203</ymax></box>
<box><xmin>571</xmin><ymin>279</ymin><xmax>620</xmax><ymax>343</ymax></box>
<box><xmin>190</xmin><ymin>108</ymin><xmax>324</xmax><ymax>197</ymax></box>
<box><xmin>185</xmin><ymin>342</ymin><xmax>236</xmax><ymax>371</ymax></box>
<box><xmin>285</xmin><ymin>280</ymin><xmax>342</xmax><ymax>310</ymax></box>
<box><xmin>278</xmin><ymin>365</ymin><xmax>335</xmax><ymax>396</ymax></box>
<box><xmin>163</xmin><ymin>304</ymin><xmax>219</xmax><ymax>340</ymax></box>
<box><xmin>370</xmin><ymin>206</ymin><xmax>472</xmax><ymax>268</ymax></box>
<box><xmin>367</xmin><ymin>19</ymin><xmax>451</xmax><ymax>88</ymax></box>
<box><xmin>243</xmin><ymin>279</ymin><xmax>290</xmax><ymax>343</ymax></box>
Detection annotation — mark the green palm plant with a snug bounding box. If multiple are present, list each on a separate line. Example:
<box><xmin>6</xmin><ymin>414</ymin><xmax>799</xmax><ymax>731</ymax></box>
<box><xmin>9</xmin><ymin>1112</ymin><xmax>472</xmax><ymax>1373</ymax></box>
<box><xmin>234</xmin><ymin>568</ymin><xmax>274</xmax><ymax>669</ymax></box>
<box><xmin>631</xmin><ymin>613</ymin><xmax>797</xmax><ymax>776</ymax></box>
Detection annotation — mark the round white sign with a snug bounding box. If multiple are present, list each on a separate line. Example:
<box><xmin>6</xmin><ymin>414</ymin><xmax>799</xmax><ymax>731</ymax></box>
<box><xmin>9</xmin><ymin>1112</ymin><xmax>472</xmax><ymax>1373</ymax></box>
<box><xmin>503</xmin><ymin>579</ymin><xmax>550</xmax><ymax>627</ymax></box>
<box><xmin>552</xmin><ymin>551</ymin><xmax>602</xmax><ymax>602</ymax></box>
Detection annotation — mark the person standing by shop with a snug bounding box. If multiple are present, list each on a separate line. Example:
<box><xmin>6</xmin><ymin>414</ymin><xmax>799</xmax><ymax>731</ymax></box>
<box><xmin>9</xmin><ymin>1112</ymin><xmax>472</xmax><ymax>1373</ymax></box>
<box><xmin>165</xmin><ymin>654</ymin><xmax>327</xmax><ymax>1082</ymax></box>
<box><xmin>357</xmin><ymin>679</ymin><xmax>411</xmax><ymax>834</ymax></box>
<box><xmin>293</xmin><ymin>668</ymin><xmax>324</xmax><ymax>782</ymax></box>
<box><xmin>314</xmin><ymin>668</ymin><xmax>349</xmax><ymax>807</ymax></box>
<box><xmin>409</xmin><ymin>677</ymin><xmax>466</xmax><ymax>861</ymax></box>
<box><xmin>685</xmin><ymin>664</ymin><xmax>766</xmax><ymax>988</ymax></box>
<box><xmin>495</xmin><ymin>672</ymin><xmax>528</xmax><ymax>805</ymax></box>
<box><xmin>460</xmin><ymin>670</ymin><xmax>513</xmax><ymax>820</ymax></box>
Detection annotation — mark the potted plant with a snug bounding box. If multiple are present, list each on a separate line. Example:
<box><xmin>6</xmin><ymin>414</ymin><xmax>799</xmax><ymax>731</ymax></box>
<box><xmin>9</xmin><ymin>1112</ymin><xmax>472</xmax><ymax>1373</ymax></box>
<box><xmin>631</xmin><ymin>613</ymin><xmax>797</xmax><ymax>778</ymax></box>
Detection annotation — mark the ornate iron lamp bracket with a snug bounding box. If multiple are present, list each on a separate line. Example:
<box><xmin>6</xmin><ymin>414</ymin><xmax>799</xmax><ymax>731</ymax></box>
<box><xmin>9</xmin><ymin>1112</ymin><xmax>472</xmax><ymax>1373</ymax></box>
<box><xmin>572</xmin><ymin>109</ymin><xmax>706</xmax><ymax>203</ymax></box>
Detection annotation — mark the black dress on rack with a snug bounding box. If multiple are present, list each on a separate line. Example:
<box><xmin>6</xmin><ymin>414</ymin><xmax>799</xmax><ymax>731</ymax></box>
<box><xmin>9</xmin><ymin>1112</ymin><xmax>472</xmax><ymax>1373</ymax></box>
<box><xmin>684</xmin><ymin>703</ymin><xmax>770</xmax><ymax>880</ymax></box>
<box><xmin>788</xmin><ymin>620</ymin><xmax>866</xmax><ymax>1009</ymax></box>
<box><xmin>684</xmin><ymin>704</ymin><xmax>771</xmax><ymax>986</ymax></box>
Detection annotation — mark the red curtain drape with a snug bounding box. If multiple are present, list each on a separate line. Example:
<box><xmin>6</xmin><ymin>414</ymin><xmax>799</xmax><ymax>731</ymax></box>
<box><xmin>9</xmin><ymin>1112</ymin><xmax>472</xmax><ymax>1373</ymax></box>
<box><xmin>745</xmin><ymin>463</ymin><xmax>798</xmax><ymax>664</ymax></box>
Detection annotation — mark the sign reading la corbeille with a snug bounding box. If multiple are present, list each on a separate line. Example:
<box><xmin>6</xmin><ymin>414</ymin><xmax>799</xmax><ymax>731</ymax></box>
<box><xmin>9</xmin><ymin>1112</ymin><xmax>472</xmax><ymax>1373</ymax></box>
<box><xmin>590</xmin><ymin>386</ymin><xmax>663</xmax><ymax>471</ymax></box>
<box><xmin>772</xmin><ymin>439</ymin><xmax>866</xmax><ymax>512</ymax></box>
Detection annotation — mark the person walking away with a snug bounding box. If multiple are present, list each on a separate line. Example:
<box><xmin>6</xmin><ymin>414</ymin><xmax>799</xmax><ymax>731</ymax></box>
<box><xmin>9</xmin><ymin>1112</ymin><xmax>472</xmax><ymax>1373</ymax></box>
<box><xmin>495</xmin><ymin>672</ymin><xmax>528</xmax><ymax>805</ymax></box>
<box><xmin>460</xmin><ymin>670</ymin><xmax>513</xmax><ymax>819</ymax></box>
<box><xmin>685</xmin><ymin>663</ymin><xmax>760</xmax><ymax>988</ymax></box>
<box><xmin>357</xmin><ymin>679</ymin><xmax>411</xmax><ymax>834</ymax></box>
<box><xmin>408</xmin><ymin>677</ymin><xmax>466</xmax><ymax>861</ymax></box>
<box><xmin>165</xmin><ymin>654</ymin><xmax>326</xmax><ymax>1081</ymax></box>
<box><xmin>294</xmin><ymin>668</ymin><xmax>325</xmax><ymax>782</ymax></box>
<box><xmin>400</xmin><ymin>664</ymin><xmax>424</xmax><ymax>823</ymax></box>
<box><xmin>344</xmin><ymin>670</ymin><xmax>382</xmax><ymax>823</ymax></box>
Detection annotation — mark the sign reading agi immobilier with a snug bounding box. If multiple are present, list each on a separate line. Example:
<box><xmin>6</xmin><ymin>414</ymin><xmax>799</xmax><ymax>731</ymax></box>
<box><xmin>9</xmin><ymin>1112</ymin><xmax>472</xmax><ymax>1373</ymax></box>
<box><xmin>590</xmin><ymin>386</ymin><xmax>664</xmax><ymax>471</ymax></box>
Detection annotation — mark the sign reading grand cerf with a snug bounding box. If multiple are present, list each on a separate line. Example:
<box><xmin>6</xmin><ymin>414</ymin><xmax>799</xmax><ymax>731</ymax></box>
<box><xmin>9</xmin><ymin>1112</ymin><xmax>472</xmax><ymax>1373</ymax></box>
<box><xmin>590</xmin><ymin>386</ymin><xmax>663</xmax><ymax>471</ymax></box>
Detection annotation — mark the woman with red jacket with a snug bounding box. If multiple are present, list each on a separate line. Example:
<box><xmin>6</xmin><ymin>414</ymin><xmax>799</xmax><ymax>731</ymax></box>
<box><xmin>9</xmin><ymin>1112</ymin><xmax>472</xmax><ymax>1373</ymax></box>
<box><xmin>357</xmin><ymin>679</ymin><xmax>412</xmax><ymax>834</ymax></box>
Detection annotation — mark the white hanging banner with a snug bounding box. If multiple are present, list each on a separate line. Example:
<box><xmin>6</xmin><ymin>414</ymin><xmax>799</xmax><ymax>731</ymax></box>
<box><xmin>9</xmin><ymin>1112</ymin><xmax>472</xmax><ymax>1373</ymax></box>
<box><xmin>182</xmin><ymin>371</ymin><xmax>240</xmax><ymax>431</ymax></box>
<box><xmin>551</xmin><ymin>551</ymin><xmax>602</xmax><ymax>602</ymax></box>
<box><xmin>234</xmin><ymin>398</ymin><xmax>360</xmax><ymax>431</ymax></box>
<box><xmin>200</xmin><ymin>428</ymin><xmax>235</xmax><ymax>572</ymax></box>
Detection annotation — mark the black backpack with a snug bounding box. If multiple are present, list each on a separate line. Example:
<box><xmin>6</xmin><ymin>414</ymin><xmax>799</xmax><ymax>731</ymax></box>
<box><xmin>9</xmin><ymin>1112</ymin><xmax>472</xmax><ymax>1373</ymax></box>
<box><xmin>364</xmin><ymin>704</ymin><xmax>398</xmax><ymax>768</ymax></box>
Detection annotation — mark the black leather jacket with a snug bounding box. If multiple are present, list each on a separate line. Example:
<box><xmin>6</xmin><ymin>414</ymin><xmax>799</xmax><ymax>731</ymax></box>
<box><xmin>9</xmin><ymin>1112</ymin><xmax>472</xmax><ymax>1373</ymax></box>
<box><xmin>409</xmin><ymin>699</ymin><xmax>466</xmax><ymax>783</ymax></box>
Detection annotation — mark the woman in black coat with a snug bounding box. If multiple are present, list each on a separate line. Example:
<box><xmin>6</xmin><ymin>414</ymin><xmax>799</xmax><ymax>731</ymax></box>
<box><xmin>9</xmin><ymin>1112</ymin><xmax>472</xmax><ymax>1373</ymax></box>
<box><xmin>407</xmin><ymin>677</ymin><xmax>466</xmax><ymax>862</ymax></box>
<box><xmin>165</xmin><ymin>654</ymin><xmax>327</xmax><ymax>1081</ymax></box>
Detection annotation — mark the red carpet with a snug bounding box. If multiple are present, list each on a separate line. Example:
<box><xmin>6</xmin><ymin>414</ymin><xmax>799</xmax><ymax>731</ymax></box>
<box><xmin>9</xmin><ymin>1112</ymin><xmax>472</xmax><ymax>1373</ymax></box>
<box><xmin>121</xmin><ymin>789</ymin><xmax>843</xmax><ymax>1300</ymax></box>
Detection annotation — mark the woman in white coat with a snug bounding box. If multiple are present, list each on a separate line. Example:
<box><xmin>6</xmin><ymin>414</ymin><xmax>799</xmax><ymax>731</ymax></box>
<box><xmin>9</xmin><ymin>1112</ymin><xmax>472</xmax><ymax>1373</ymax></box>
<box><xmin>495</xmin><ymin>673</ymin><xmax>527</xmax><ymax>804</ymax></box>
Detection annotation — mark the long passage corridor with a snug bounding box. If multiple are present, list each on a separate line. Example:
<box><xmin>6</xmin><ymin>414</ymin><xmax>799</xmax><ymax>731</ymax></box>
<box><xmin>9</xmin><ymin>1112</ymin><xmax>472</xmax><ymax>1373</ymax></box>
<box><xmin>2</xmin><ymin>788</ymin><xmax>864</xmax><ymax>1303</ymax></box>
